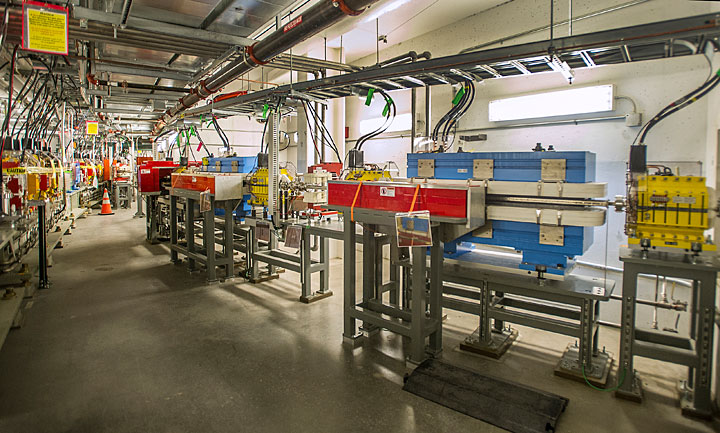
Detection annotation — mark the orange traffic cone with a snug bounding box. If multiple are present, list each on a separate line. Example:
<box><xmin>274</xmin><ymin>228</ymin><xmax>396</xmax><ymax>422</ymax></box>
<box><xmin>100</xmin><ymin>189</ymin><xmax>114</xmax><ymax>215</ymax></box>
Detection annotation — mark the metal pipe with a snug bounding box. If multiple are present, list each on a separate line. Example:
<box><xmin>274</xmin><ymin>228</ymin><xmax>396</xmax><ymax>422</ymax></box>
<box><xmin>411</xmin><ymin>85</ymin><xmax>417</xmax><ymax>153</ymax></box>
<box><xmin>652</xmin><ymin>275</ymin><xmax>659</xmax><ymax>329</ymax></box>
<box><xmin>575</xmin><ymin>260</ymin><xmax>693</xmax><ymax>288</ymax></box>
<box><xmin>154</xmin><ymin>0</ymin><xmax>381</xmax><ymax>134</ymax></box>
<box><xmin>609</xmin><ymin>294</ymin><xmax>687</xmax><ymax>311</ymax></box>
<box><xmin>89</xmin><ymin>77</ymin><xmax>188</xmax><ymax>93</ymax></box>
<box><xmin>119</xmin><ymin>0</ymin><xmax>133</xmax><ymax>29</ymax></box>
<box><xmin>598</xmin><ymin>320</ymin><xmax>621</xmax><ymax>329</ymax></box>
<box><xmin>425</xmin><ymin>84</ymin><xmax>431</xmax><ymax>138</ymax></box>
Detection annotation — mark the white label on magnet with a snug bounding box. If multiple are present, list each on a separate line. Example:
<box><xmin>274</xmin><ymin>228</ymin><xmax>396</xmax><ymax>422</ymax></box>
<box><xmin>380</xmin><ymin>186</ymin><xmax>396</xmax><ymax>197</ymax></box>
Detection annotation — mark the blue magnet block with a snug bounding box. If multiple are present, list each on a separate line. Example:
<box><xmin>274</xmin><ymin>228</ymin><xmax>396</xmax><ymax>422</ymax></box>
<box><xmin>214</xmin><ymin>194</ymin><xmax>253</xmax><ymax>220</ymax></box>
<box><xmin>455</xmin><ymin>221</ymin><xmax>594</xmax><ymax>275</ymax></box>
<box><xmin>407</xmin><ymin>151</ymin><xmax>595</xmax><ymax>183</ymax></box>
<box><xmin>409</xmin><ymin>151</ymin><xmax>597</xmax><ymax>276</ymax></box>
<box><xmin>202</xmin><ymin>156</ymin><xmax>257</xmax><ymax>173</ymax></box>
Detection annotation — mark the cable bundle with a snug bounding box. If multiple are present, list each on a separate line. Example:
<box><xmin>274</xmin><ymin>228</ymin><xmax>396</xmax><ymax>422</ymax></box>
<box><xmin>432</xmin><ymin>80</ymin><xmax>475</xmax><ymax>152</ymax></box>
<box><xmin>211</xmin><ymin>115</ymin><xmax>231</xmax><ymax>152</ymax></box>
<box><xmin>635</xmin><ymin>68</ymin><xmax>720</xmax><ymax>145</ymax></box>
<box><xmin>354</xmin><ymin>89</ymin><xmax>396</xmax><ymax>152</ymax></box>
<box><xmin>302</xmin><ymin>101</ymin><xmax>342</xmax><ymax>162</ymax></box>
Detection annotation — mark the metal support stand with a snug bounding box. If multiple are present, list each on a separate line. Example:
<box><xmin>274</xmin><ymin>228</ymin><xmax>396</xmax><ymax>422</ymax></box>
<box><xmin>114</xmin><ymin>182</ymin><xmax>132</xmax><ymax>209</ymax></box>
<box><xmin>615</xmin><ymin>248</ymin><xmax>718</xmax><ymax>419</ymax></box>
<box><xmin>248</xmin><ymin>220</ymin><xmax>280</xmax><ymax>283</ymax></box>
<box><xmin>145</xmin><ymin>194</ymin><xmax>161</xmax><ymax>244</ymax></box>
<box><xmin>340</xmin><ymin>211</ymin><xmax>443</xmax><ymax>367</ymax></box>
<box><xmin>169</xmin><ymin>190</ymin><xmax>237</xmax><ymax>282</ymax></box>
<box><xmin>441</xmin><ymin>255</ymin><xmax>614</xmax><ymax>386</ymax></box>
<box><xmin>299</xmin><ymin>230</ymin><xmax>333</xmax><ymax>303</ymax></box>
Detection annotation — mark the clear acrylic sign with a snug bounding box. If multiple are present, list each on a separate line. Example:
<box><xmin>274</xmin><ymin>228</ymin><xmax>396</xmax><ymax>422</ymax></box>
<box><xmin>395</xmin><ymin>211</ymin><xmax>432</xmax><ymax>248</ymax></box>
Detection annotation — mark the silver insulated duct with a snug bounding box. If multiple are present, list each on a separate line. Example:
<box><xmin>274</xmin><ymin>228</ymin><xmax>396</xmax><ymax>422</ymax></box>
<box><xmin>153</xmin><ymin>0</ymin><xmax>381</xmax><ymax>134</ymax></box>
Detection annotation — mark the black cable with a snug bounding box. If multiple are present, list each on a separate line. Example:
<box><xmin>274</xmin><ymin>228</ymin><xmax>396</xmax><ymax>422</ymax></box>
<box><xmin>301</xmin><ymin>101</ymin><xmax>323</xmax><ymax>161</ymax></box>
<box><xmin>193</xmin><ymin>127</ymin><xmax>212</xmax><ymax>157</ymax></box>
<box><xmin>432</xmin><ymin>81</ymin><xmax>474</xmax><ymax>151</ymax></box>
<box><xmin>211</xmin><ymin>115</ymin><xmax>230</xmax><ymax>152</ymax></box>
<box><xmin>634</xmin><ymin>72</ymin><xmax>719</xmax><ymax>145</ymax></box>
<box><xmin>441</xmin><ymin>81</ymin><xmax>474</xmax><ymax>148</ymax></box>
<box><xmin>259</xmin><ymin>115</ymin><xmax>270</xmax><ymax>153</ymax></box>
<box><xmin>1</xmin><ymin>69</ymin><xmax>36</xmax><ymax>143</ymax></box>
<box><xmin>355</xmin><ymin>89</ymin><xmax>396</xmax><ymax>151</ymax></box>
<box><xmin>306</xmin><ymin>102</ymin><xmax>342</xmax><ymax>161</ymax></box>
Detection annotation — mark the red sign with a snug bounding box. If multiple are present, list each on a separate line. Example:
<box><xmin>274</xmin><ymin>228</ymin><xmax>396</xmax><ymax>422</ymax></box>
<box><xmin>283</xmin><ymin>16</ymin><xmax>303</xmax><ymax>33</ymax></box>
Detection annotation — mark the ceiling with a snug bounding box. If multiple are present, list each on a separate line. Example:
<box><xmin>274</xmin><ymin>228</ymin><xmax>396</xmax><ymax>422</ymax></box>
<box><xmin>2</xmin><ymin>0</ymin><xmax>515</xmax><ymax>133</ymax></box>
<box><xmin>299</xmin><ymin>0</ymin><xmax>511</xmax><ymax>63</ymax></box>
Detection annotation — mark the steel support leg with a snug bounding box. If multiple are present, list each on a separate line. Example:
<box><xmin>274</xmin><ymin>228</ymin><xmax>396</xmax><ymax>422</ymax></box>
<box><xmin>37</xmin><ymin>203</ymin><xmax>49</xmax><ymax>290</ymax></box>
<box><xmin>134</xmin><ymin>183</ymin><xmax>144</xmax><ymax>217</ymax></box>
<box><xmin>186</xmin><ymin>198</ymin><xmax>196</xmax><ymax>272</ymax></box>
<box><xmin>203</xmin><ymin>197</ymin><xmax>216</xmax><ymax>282</ymax></box>
<box><xmin>249</xmin><ymin>226</ymin><xmax>259</xmax><ymax>281</ymax></box>
<box><xmin>361</xmin><ymin>225</ymin><xmax>378</xmax><ymax>335</ymax></box>
<box><xmin>428</xmin><ymin>226</ymin><xmax>443</xmax><ymax>356</ymax></box>
<box><xmin>320</xmin><ymin>236</ymin><xmax>330</xmax><ymax>294</ymax></box>
<box><xmin>389</xmin><ymin>241</ymin><xmax>399</xmax><ymax>306</ymax></box>
<box><xmin>300</xmin><ymin>228</ymin><xmax>312</xmax><ymax>299</ymax></box>
<box><xmin>343</xmin><ymin>217</ymin><xmax>361</xmax><ymax>345</ymax></box>
<box><xmin>459</xmin><ymin>279</ymin><xmax>518</xmax><ymax>359</ymax></box>
<box><xmin>170</xmin><ymin>195</ymin><xmax>178</xmax><ymax>263</ymax></box>
<box><xmin>224</xmin><ymin>200</ymin><xmax>234</xmax><ymax>279</ymax></box>
<box><xmin>409</xmin><ymin>246</ymin><xmax>428</xmax><ymax>365</ymax></box>
<box><xmin>683</xmin><ymin>272</ymin><xmax>716</xmax><ymax>417</ymax></box>
<box><xmin>616</xmin><ymin>264</ymin><xmax>641</xmax><ymax>401</ymax></box>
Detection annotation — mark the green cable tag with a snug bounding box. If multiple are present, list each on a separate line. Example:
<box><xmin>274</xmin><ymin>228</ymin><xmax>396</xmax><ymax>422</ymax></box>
<box><xmin>190</xmin><ymin>126</ymin><xmax>196</xmax><ymax>137</ymax></box>
<box><xmin>365</xmin><ymin>88</ymin><xmax>375</xmax><ymax>106</ymax></box>
<box><xmin>263</xmin><ymin>104</ymin><xmax>269</xmax><ymax>119</ymax></box>
<box><xmin>717</xmin><ymin>68</ymin><xmax>720</xmax><ymax>78</ymax></box>
<box><xmin>382</xmin><ymin>97</ymin><xmax>393</xmax><ymax>117</ymax></box>
<box><xmin>452</xmin><ymin>87</ymin><xmax>466</xmax><ymax>105</ymax></box>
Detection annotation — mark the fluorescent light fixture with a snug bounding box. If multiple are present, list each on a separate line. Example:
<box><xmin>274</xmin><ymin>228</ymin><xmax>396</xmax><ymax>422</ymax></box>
<box><xmin>362</xmin><ymin>0</ymin><xmax>411</xmax><ymax>23</ymax></box>
<box><xmin>489</xmin><ymin>85</ymin><xmax>615</xmax><ymax>122</ymax></box>
<box><xmin>360</xmin><ymin>113</ymin><xmax>411</xmax><ymax>135</ymax></box>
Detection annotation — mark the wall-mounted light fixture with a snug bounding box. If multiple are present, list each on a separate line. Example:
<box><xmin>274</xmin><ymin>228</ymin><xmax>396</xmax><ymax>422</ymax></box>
<box><xmin>489</xmin><ymin>85</ymin><xmax>615</xmax><ymax>122</ymax></box>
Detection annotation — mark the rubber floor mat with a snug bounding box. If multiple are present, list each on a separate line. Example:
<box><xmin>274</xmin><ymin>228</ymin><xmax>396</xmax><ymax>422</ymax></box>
<box><xmin>403</xmin><ymin>359</ymin><xmax>568</xmax><ymax>433</ymax></box>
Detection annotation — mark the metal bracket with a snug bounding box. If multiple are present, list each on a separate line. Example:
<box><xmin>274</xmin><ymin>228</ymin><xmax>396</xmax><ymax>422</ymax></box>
<box><xmin>539</xmin><ymin>225</ymin><xmax>565</xmax><ymax>246</ymax></box>
<box><xmin>473</xmin><ymin>221</ymin><xmax>493</xmax><ymax>238</ymax></box>
<box><xmin>473</xmin><ymin>159</ymin><xmax>494</xmax><ymax>179</ymax></box>
<box><xmin>541</xmin><ymin>159</ymin><xmax>566</xmax><ymax>182</ymax></box>
<box><xmin>418</xmin><ymin>159</ymin><xmax>435</xmax><ymax>178</ymax></box>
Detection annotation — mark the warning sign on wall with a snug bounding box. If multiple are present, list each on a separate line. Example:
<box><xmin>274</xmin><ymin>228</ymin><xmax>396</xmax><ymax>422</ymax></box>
<box><xmin>22</xmin><ymin>1</ymin><xmax>69</xmax><ymax>56</ymax></box>
<box><xmin>86</xmin><ymin>121</ymin><xmax>99</xmax><ymax>136</ymax></box>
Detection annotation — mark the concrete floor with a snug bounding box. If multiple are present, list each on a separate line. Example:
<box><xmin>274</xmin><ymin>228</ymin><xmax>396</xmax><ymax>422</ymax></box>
<box><xmin>0</xmin><ymin>207</ymin><xmax>718</xmax><ymax>432</ymax></box>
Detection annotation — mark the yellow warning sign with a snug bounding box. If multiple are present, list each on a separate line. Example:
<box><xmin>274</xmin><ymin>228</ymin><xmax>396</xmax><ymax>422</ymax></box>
<box><xmin>3</xmin><ymin>167</ymin><xmax>27</xmax><ymax>175</ymax></box>
<box><xmin>23</xmin><ymin>2</ymin><xmax>68</xmax><ymax>55</ymax></box>
<box><xmin>86</xmin><ymin>121</ymin><xmax>99</xmax><ymax>136</ymax></box>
